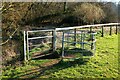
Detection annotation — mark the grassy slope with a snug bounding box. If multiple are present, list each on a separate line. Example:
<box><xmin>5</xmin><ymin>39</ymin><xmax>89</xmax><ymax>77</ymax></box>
<box><xmin>2</xmin><ymin>34</ymin><xmax>119</xmax><ymax>79</ymax></box>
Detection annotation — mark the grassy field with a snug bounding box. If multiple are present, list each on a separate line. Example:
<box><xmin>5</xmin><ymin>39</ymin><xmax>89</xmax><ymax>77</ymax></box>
<box><xmin>2</xmin><ymin>34</ymin><xmax>119</xmax><ymax>79</ymax></box>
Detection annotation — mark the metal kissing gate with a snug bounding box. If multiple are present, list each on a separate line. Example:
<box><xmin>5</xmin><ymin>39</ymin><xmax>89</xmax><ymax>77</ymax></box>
<box><xmin>24</xmin><ymin>29</ymin><xmax>96</xmax><ymax>61</ymax></box>
<box><xmin>23</xmin><ymin>23</ymin><xmax>119</xmax><ymax>61</ymax></box>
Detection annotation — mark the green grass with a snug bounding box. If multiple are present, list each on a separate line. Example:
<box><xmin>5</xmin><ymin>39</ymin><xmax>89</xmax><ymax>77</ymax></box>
<box><xmin>40</xmin><ymin>34</ymin><xmax>119</xmax><ymax>78</ymax></box>
<box><xmin>30</xmin><ymin>43</ymin><xmax>51</xmax><ymax>54</ymax></box>
<box><xmin>2</xmin><ymin>34</ymin><xmax>119</xmax><ymax>79</ymax></box>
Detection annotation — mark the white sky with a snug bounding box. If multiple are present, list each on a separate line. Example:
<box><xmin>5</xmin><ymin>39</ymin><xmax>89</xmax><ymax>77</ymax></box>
<box><xmin>100</xmin><ymin>0</ymin><xmax>119</xmax><ymax>3</ymax></box>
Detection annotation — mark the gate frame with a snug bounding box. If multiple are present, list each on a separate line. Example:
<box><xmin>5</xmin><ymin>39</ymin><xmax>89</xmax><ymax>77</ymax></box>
<box><xmin>24</xmin><ymin>29</ymin><xmax>56</xmax><ymax>60</ymax></box>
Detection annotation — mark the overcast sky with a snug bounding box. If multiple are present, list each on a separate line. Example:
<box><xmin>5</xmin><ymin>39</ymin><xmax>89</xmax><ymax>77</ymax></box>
<box><xmin>100</xmin><ymin>0</ymin><xmax>119</xmax><ymax>3</ymax></box>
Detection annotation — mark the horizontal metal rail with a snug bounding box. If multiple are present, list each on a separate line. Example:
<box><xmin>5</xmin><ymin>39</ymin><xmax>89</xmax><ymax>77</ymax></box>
<box><xmin>56</xmin><ymin>23</ymin><xmax>120</xmax><ymax>31</ymax></box>
<box><xmin>29</xmin><ymin>42</ymin><xmax>52</xmax><ymax>47</ymax></box>
<box><xmin>64</xmin><ymin>32</ymin><xmax>97</xmax><ymax>34</ymax></box>
<box><xmin>27</xmin><ymin>29</ymin><xmax>54</xmax><ymax>33</ymax></box>
<box><xmin>63</xmin><ymin>40</ymin><xmax>96</xmax><ymax>44</ymax></box>
<box><xmin>27</xmin><ymin>23</ymin><xmax>119</xmax><ymax>33</ymax></box>
<box><xmin>28</xmin><ymin>36</ymin><xmax>53</xmax><ymax>40</ymax></box>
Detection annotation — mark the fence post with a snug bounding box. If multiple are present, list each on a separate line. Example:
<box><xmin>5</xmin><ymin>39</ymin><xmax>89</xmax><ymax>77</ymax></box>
<box><xmin>90</xmin><ymin>27</ymin><xmax>92</xmax><ymax>32</ymax></box>
<box><xmin>74</xmin><ymin>28</ymin><xmax>77</xmax><ymax>46</ymax></box>
<box><xmin>116</xmin><ymin>25</ymin><xmax>117</xmax><ymax>34</ymax></box>
<box><xmin>52</xmin><ymin>29</ymin><xmax>56</xmax><ymax>52</ymax></box>
<box><xmin>24</xmin><ymin>31</ymin><xmax>26</xmax><ymax>61</ymax></box>
<box><xmin>101</xmin><ymin>26</ymin><xmax>104</xmax><ymax>37</ymax></box>
<box><xmin>27</xmin><ymin>31</ymin><xmax>29</xmax><ymax>60</ymax></box>
<box><xmin>110</xmin><ymin>25</ymin><xmax>112</xmax><ymax>35</ymax></box>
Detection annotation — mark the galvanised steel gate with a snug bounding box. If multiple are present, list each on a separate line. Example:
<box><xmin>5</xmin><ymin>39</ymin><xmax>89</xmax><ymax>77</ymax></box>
<box><xmin>24</xmin><ymin>29</ymin><xmax>56</xmax><ymax>60</ymax></box>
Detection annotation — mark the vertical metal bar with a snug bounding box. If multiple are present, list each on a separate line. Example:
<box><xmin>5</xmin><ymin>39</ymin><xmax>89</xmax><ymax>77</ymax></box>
<box><xmin>27</xmin><ymin>31</ymin><xmax>29</xmax><ymax>60</ymax></box>
<box><xmin>74</xmin><ymin>29</ymin><xmax>77</xmax><ymax>46</ymax></box>
<box><xmin>116</xmin><ymin>25</ymin><xmax>117</xmax><ymax>34</ymax></box>
<box><xmin>24</xmin><ymin>31</ymin><xmax>26</xmax><ymax>61</ymax></box>
<box><xmin>94</xmin><ymin>33</ymin><xmax>96</xmax><ymax>54</ymax></box>
<box><xmin>101</xmin><ymin>26</ymin><xmax>104</xmax><ymax>37</ymax></box>
<box><xmin>67</xmin><ymin>31</ymin><xmax>69</xmax><ymax>47</ymax></box>
<box><xmin>83</xmin><ymin>32</ymin><xmax>85</xmax><ymax>49</ymax></box>
<box><xmin>110</xmin><ymin>26</ymin><xmax>112</xmax><ymax>35</ymax></box>
<box><xmin>81</xmin><ymin>32</ymin><xmax>83</xmax><ymax>49</ymax></box>
<box><xmin>90</xmin><ymin>26</ymin><xmax>93</xmax><ymax>42</ymax></box>
<box><xmin>62</xmin><ymin>32</ymin><xmax>65</xmax><ymax>57</ymax></box>
<box><xmin>52</xmin><ymin>30</ymin><xmax>54</xmax><ymax>51</ymax></box>
<box><xmin>54</xmin><ymin>30</ymin><xmax>56</xmax><ymax>51</ymax></box>
<box><xmin>52</xmin><ymin>29</ymin><xmax>56</xmax><ymax>52</ymax></box>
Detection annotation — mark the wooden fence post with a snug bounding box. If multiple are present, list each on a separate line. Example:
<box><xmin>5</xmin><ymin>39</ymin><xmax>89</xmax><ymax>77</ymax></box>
<box><xmin>74</xmin><ymin>29</ymin><xmax>77</xmax><ymax>46</ymax></box>
<box><xmin>116</xmin><ymin>25</ymin><xmax>117</xmax><ymax>34</ymax></box>
<box><xmin>110</xmin><ymin>26</ymin><xmax>112</xmax><ymax>35</ymax></box>
<box><xmin>52</xmin><ymin>29</ymin><xmax>56</xmax><ymax>52</ymax></box>
<box><xmin>90</xmin><ymin>27</ymin><xmax>92</xmax><ymax>32</ymax></box>
<box><xmin>24</xmin><ymin>31</ymin><xmax>26</xmax><ymax>61</ymax></box>
<box><xmin>101</xmin><ymin>26</ymin><xmax>104</xmax><ymax>37</ymax></box>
